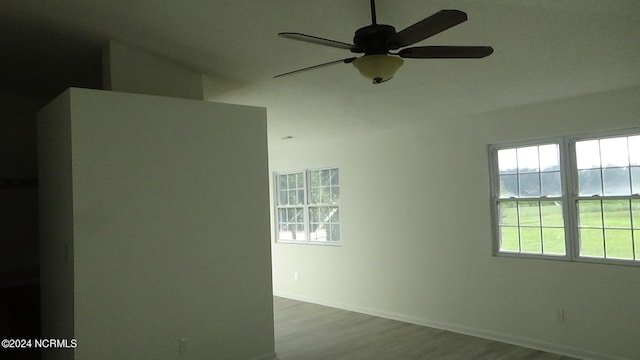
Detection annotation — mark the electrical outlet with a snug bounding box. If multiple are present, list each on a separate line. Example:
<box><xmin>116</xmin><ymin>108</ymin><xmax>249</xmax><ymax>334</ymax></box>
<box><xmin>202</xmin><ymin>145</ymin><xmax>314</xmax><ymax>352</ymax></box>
<box><xmin>554</xmin><ymin>309</ymin><xmax>565</xmax><ymax>323</ymax></box>
<box><xmin>294</xmin><ymin>271</ymin><xmax>299</xmax><ymax>280</ymax></box>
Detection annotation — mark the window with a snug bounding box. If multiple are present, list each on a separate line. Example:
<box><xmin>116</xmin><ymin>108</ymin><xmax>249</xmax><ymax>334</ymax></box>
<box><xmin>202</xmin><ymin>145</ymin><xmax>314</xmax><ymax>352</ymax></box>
<box><xmin>274</xmin><ymin>167</ymin><xmax>340</xmax><ymax>244</ymax></box>
<box><xmin>489</xmin><ymin>130</ymin><xmax>640</xmax><ymax>265</ymax></box>
<box><xmin>493</xmin><ymin>143</ymin><xmax>566</xmax><ymax>256</ymax></box>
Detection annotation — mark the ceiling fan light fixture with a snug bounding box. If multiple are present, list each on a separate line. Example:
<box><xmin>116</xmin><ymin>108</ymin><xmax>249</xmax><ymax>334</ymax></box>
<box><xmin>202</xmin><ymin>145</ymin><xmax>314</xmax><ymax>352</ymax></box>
<box><xmin>352</xmin><ymin>55</ymin><xmax>404</xmax><ymax>84</ymax></box>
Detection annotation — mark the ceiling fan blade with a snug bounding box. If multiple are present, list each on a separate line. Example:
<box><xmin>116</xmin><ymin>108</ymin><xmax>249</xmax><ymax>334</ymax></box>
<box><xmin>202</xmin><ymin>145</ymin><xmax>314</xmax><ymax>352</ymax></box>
<box><xmin>387</xmin><ymin>10</ymin><xmax>468</xmax><ymax>50</ymax></box>
<box><xmin>398</xmin><ymin>46</ymin><xmax>494</xmax><ymax>59</ymax></box>
<box><xmin>279</xmin><ymin>32</ymin><xmax>361</xmax><ymax>52</ymax></box>
<box><xmin>274</xmin><ymin>57</ymin><xmax>357</xmax><ymax>78</ymax></box>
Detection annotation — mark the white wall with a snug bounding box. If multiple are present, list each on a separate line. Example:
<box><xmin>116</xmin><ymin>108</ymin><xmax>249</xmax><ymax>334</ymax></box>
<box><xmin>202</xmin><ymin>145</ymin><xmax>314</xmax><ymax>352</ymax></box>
<box><xmin>39</xmin><ymin>88</ymin><xmax>275</xmax><ymax>360</ymax></box>
<box><xmin>37</xmin><ymin>91</ymin><xmax>75</xmax><ymax>360</ymax></box>
<box><xmin>103</xmin><ymin>41</ymin><xmax>204</xmax><ymax>100</ymax></box>
<box><xmin>270</xmin><ymin>86</ymin><xmax>640</xmax><ymax>360</ymax></box>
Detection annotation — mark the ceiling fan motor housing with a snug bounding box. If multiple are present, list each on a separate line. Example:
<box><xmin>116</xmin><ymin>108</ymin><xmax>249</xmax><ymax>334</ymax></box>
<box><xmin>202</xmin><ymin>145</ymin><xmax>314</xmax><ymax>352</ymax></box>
<box><xmin>353</xmin><ymin>24</ymin><xmax>396</xmax><ymax>55</ymax></box>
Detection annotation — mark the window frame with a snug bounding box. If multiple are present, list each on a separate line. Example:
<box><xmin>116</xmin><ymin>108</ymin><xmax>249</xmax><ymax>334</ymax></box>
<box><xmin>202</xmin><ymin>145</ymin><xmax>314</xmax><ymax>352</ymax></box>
<box><xmin>273</xmin><ymin>167</ymin><xmax>341</xmax><ymax>246</ymax></box>
<box><xmin>489</xmin><ymin>128</ymin><xmax>640</xmax><ymax>266</ymax></box>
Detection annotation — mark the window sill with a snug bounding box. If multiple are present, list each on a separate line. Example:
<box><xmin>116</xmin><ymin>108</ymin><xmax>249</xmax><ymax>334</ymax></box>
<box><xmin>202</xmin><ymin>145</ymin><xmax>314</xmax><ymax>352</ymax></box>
<box><xmin>275</xmin><ymin>240</ymin><xmax>342</xmax><ymax>247</ymax></box>
<box><xmin>494</xmin><ymin>251</ymin><xmax>640</xmax><ymax>267</ymax></box>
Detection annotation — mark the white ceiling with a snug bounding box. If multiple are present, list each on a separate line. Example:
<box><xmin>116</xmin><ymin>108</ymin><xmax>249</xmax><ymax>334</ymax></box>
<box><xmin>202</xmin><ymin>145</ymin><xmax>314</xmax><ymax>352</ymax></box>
<box><xmin>2</xmin><ymin>0</ymin><xmax>639</xmax><ymax>141</ymax></box>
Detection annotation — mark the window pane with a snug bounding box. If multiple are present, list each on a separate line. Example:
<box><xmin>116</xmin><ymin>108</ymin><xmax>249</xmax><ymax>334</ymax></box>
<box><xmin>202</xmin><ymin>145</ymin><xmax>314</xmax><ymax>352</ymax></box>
<box><xmin>578</xmin><ymin>169</ymin><xmax>602</xmax><ymax>196</ymax></box>
<box><xmin>295</xmin><ymin>224</ymin><xmax>305</xmax><ymax>240</ymax></box>
<box><xmin>279</xmin><ymin>190</ymin><xmax>288</xmax><ymax>205</ymax></box>
<box><xmin>330</xmin><ymin>208</ymin><xmax>340</xmax><ymax>222</ymax></box>
<box><xmin>309</xmin><ymin>226</ymin><xmax>327</xmax><ymax>241</ymax></box>
<box><xmin>576</xmin><ymin>140</ymin><xmax>600</xmax><ymax>169</ymax></box>
<box><xmin>542</xmin><ymin>228</ymin><xmax>566</xmax><ymax>255</ymax></box>
<box><xmin>329</xmin><ymin>224</ymin><xmax>340</xmax><ymax>242</ymax></box>
<box><xmin>631</xmin><ymin>167</ymin><xmax>640</xmax><ymax>195</ymax></box>
<box><xmin>318</xmin><ymin>206</ymin><xmax>330</xmax><ymax>219</ymax></box>
<box><xmin>633</xmin><ymin>200</ymin><xmax>640</xmax><ymax>229</ymax></box>
<box><xmin>602</xmin><ymin>167</ymin><xmax>631</xmax><ymax>196</ymax></box>
<box><xmin>331</xmin><ymin>169</ymin><xmax>339</xmax><ymax>186</ymax></box>
<box><xmin>320</xmin><ymin>188</ymin><xmax>328</xmax><ymax>204</ymax></box>
<box><xmin>288</xmin><ymin>190</ymin><xmax>298</xmax><ymax>204</ymax></box>
<box><xmin>578</xmin><ymin>201</ymin><xmax>602</xmax><ymax>228</ymax></box>
<box><xmin>517</xmin><ymin>146</ymin><xmax>539</xmax><ymax>173</ymax></box>
<box><xmin>600</xmin><ymin>137</ymin><xmax>629</xmax><ymax>167</ymax></box>
<box><xmin>580</xmin><ymin>229</ymin><xmax>604</xmax><ymax>257</ymax></box>
<box><xmin>498</xmin><ymin>148</ymin><xmax>517</xmax><ymax>174</ymax></box>
<box><xmin>630</xmin><ymin>135</ymin><xmax>640</xmax><ymax>165</ymax></box>
<box><xmin>636</xmin><ymin>230</ymin><xmax>640</xmax><ymax>260</ymax></box>
<box><xmin>321</xmin><ymin>188</ymin><xmax>329</xmax><ymax>204</ymax></box>
<box><xmin>320</xmin><ymin>170</ymin><xmax>330</xmax><ymax>186</ymax></box>
<box><xmin>540</xmin><ymin>201</ymin><xmax>563</xmax><ymax>227</ymax></box>
<box><xmin>312</xmin><ymin>188</ymin><xmax>323</xmax><ymax>204</ymax></box>
<box><xmin>579</xmin><ymin>205</ymin><xmax>637</xmax><ymax>257</ymax></box>
<box><xmin>539</xmin><ymin>144</ymin><xmax>560</xmax><ymax>171</ymax></box>
<box><xmin>310</xmin><ymin>187</ymin><xmax>320</xmax><ymax>204</ymax></box>
<box><xmin>308</xmin><ymin>169</ymin><xmax>339</xmax><ymax>205</ymax></box>
<box><xmin>309</xmin><ymin>207</ymin><xmax>318</xmax><ymax>223</ymax></box>
<box><xmin>540</xmin><ymin>171</ymin><xmax>561</xmax><ymax>197</ymax></box>
<box><xmin>518</xmin><ymin>201</ymin><xmax>540</xmax><ymax>226</ymax></box>
<box><xmin>331</xmin><ymin>187</ymin><xmax>340</xmax><ymax>203</ymax></box>
<box><xmin>519</xmin><ymin>173</ymin><xmax>540</xmax><ymax>197</ymax></box>
<box><xmin>602</xmin><ymin>200</ymin><xmax>631</xmax><ymax>229</ymax></box>
<box><xmin>604</xmin><ymin>229</ymin><xmax>633</xmax><ymax>259</ymax></box>
<box><xmin>309</xmin><ymin>171</ymin><xmax>319</xmax><ymax>186</ymax></box>
<box><xmin>279</xmin><ymin>175</ymin><xmax>288</xmax><ymax>190</ymax></box>
<box><xmin>499</xmin><ymin>175</ymin><xmax>518</xmax><ymax>198</ymax></box>
<box><xmin>498</xmin><ymin>202</ymin><xmax>518</xmax><ymax>226</ymax></box>
<box><xmin>576</xmin><ymin>136</ymin><xmax>638</xmax><ymax>198</ymax></box>
<box><xmin>497</xmin><ymin>145</ymin><xmax>561</xmax><ymax>199</ymax></box>
<box><xmin>289</xmin><ymin>208</ymin><xmax>300</xmax><ymax>222</ymax></box>
<box><xmin>309</xmin><ymin>206</ymin><xmax>339</xmax><ymax>242</ymax></box>
<box><xmin>288</xmin><ymin>174</ymin><xmax>297</xmax><ymax>188</ymax></box>
<box><xmin>278</xmin><ymin>226</ymin><xmax>292</xmax><ymax>240</ymax></box>
<box><xmin>277</xmin><ymin>205</ymin><xmax>306</xmax><ymax>241</ymax></box>
<box><xmin>499</xmin><ymin>227</ymin><xmax>519</xmax><ymax>252</ymax></box>
<box><xmin>520</xmin><ymin>227</ymin><xmax>542</xmax><ymax>253</ymax></box>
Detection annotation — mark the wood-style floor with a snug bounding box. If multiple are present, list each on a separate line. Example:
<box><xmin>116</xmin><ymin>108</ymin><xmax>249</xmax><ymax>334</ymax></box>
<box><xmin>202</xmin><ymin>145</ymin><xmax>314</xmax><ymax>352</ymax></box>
<box><xmin>274</xmin><ymin>296</ymin><xmax>578</xmax><ymax>360</ymax></box>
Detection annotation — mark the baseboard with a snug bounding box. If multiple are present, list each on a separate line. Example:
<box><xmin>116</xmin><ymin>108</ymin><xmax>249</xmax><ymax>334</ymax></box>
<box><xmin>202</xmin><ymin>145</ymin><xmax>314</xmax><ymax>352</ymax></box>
<box><xmin>247</xmin><ymin>351</ymin><xmax>278</xmax><ymax>360</ymax></box>
<box><xmin>274</xmin><ymin>291</ymin><xmax>627</xmax><ymax>360</ymax></box>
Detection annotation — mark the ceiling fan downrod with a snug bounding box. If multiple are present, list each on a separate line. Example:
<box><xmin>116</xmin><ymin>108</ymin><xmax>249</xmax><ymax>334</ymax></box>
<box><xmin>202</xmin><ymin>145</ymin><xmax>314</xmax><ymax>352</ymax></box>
<box><xmin>370</xmin><ymin>0</ymin><xmax>377</xmax><ymax>25</ymax></box>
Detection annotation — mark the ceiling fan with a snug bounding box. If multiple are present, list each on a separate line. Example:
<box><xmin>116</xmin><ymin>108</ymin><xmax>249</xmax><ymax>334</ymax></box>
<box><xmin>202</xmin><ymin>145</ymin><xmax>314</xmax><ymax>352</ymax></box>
<box><xmin>275</xmin><ymin>0</ymin><xmax>493</xmax><ymax>84</ymax></box>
